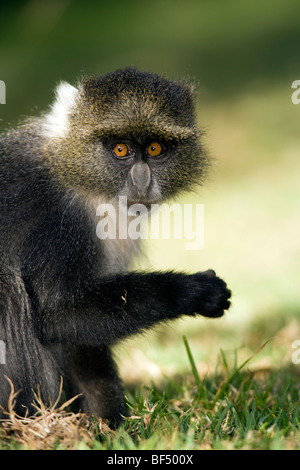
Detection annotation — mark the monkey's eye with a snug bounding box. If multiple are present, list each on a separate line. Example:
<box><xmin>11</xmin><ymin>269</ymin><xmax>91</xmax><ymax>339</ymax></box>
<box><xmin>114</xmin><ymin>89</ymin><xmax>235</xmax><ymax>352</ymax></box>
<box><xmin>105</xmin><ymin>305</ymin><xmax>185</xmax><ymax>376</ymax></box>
<box><xmin>113</xmin><ymin>143</ymin><xmax>133</xmax><ymax>158</ymax></box>
<box><xmin>146</xmin><ymin>142</ymin><xmax>164</xmax><ymax>157</ymax></box>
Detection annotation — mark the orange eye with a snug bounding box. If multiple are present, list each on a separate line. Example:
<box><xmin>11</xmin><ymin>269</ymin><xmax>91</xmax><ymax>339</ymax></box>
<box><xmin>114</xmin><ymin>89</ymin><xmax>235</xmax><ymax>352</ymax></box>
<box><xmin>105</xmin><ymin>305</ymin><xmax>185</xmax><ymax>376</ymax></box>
<box><xmin>147</xmin><ymin>142</ymin><xmax>163</xmax><ymax>157</ymax></box>
<box><xmin>113</xmin><ymin>143</ymin><xmax>130</xmax><ymax>158</ymax></box>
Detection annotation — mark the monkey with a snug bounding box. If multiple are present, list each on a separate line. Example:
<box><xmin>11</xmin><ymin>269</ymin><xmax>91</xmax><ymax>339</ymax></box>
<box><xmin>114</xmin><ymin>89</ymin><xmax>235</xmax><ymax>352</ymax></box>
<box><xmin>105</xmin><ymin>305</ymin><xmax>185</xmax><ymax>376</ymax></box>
<box><xmin>0</xmin><ymin>68</ymin><xmax>231</xmax><ymax>427</ymax></box>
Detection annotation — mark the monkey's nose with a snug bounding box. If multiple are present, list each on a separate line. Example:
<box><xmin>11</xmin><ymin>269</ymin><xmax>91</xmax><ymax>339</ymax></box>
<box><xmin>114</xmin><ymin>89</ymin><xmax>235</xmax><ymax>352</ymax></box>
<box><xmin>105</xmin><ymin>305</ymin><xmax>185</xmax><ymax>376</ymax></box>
<box><xmin>130</xmin><ymin>162</ymin><xmax>151</xmax><ymax>197</ymax></box>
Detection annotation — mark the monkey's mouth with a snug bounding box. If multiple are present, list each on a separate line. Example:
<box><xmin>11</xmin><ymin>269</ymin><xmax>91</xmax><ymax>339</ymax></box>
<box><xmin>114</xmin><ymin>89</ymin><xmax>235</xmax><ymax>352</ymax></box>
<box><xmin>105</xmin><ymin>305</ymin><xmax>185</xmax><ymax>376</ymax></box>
<box><xmin>118</xmin><ymin>178</ymin><xmax>163</xmax><ymax>209</ymax></box>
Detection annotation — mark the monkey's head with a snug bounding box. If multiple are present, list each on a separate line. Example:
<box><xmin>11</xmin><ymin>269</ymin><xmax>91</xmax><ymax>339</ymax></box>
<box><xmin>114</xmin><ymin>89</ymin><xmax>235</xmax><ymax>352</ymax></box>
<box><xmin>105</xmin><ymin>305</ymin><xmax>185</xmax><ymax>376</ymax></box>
<box><xmin>42</xmin><ymin>68</ymin><xmax>208</xmax><ymax>205</ymax></box>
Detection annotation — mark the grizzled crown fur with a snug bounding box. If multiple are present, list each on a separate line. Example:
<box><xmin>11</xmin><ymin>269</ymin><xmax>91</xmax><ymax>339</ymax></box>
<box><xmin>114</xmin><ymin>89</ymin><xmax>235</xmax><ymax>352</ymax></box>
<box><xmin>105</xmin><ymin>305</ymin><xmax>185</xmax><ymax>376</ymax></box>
<box><xmin>77</xmin><ymin>68</ymin><xmax>199</xmax><ymax>141</ymax></box>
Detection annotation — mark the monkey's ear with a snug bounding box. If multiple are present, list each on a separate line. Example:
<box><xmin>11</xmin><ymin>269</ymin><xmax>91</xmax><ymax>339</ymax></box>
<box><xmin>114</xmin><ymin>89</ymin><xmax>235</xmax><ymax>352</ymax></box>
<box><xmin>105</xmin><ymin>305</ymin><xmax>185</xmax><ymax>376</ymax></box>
<box><xmin>180</xmin><ymin>81</ymin><xmax>197</xmax><ymax>103</ymax></box>
<box><xmin>42</xmin><ymin>81</ymin><xmax>79</xmax><ymax>138</ymax></box>
<box><xmin>81</xmin><ymin>77</ymin><xmax>103</xmax><ymax>104</ymax></box>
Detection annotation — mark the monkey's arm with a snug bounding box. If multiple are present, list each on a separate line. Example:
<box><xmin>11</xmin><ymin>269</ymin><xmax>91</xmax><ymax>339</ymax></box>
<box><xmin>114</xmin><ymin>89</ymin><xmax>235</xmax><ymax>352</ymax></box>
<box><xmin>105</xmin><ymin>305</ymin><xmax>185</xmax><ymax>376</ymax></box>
<box><xmin>38</xmin><ymin>270</ymin><xmax>231</xmax><ymax>346</ymax></box>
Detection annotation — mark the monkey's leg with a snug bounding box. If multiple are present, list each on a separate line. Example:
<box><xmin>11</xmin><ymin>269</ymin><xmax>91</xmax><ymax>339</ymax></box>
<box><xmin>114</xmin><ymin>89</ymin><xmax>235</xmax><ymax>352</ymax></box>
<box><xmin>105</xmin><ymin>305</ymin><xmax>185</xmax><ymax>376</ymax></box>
<box><xmin>0</xmin><ymin>271</ymin><xmax>62</xmax><ymax>417</ymax></box>
<box><xmin>39</xmin><ymin>270</ymin><xmax>231</xmax><ymax>347</ymax></box>
<box><xmin>0</xmin><ymin>341</ymin><xmax>63</xmax><ymax>418</ymax></box>
<box><xmin>63</xmin><ymin>346</ymin><xmax>125</xmax><ymax>428</ymax></box>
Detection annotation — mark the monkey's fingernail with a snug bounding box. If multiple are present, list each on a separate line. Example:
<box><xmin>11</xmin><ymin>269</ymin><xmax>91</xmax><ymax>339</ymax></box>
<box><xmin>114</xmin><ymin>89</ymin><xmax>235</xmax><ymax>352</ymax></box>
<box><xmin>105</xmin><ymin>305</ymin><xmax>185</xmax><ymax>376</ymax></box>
<box><xmin>204</xmin><ymin>269</ymin><xmax>216</xmax><ymax>277</ymax></box>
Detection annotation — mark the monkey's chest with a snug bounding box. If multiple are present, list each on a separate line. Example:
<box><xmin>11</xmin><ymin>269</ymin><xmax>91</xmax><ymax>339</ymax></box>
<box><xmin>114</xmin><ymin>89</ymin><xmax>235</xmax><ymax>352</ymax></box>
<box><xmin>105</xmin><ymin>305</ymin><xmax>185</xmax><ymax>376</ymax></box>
<box><xmin>100</xmin><ymin>236</ymin><xmax>141</xmax><ymax>275</ymax></box>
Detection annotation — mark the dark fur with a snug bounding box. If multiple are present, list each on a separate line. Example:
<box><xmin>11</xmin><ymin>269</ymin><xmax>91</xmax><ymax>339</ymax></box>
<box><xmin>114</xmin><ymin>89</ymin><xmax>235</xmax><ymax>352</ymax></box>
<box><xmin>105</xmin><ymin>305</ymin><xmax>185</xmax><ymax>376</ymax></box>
<box><xmin>0</xmin><ymin>68</ymin><xmax>231</xmax><ymax>427</ymax></box>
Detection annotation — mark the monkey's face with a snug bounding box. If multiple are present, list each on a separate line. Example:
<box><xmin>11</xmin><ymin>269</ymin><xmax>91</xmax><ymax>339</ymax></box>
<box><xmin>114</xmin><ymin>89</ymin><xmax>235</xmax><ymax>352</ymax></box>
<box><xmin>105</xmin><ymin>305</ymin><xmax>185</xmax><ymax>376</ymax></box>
<box><xmin>99</xmin><ymin>137</ymin><xmax>168</xmax><ymax>204</ymax></box>
<box><xmin>90</xmin><ymin>133</ymin><xmax>203</xmax><ymax>207</ymax></box>
<box><xmin>46</xmin><ymin>69</ymin><xmax>208</xmax><ymax>204</ymax></box>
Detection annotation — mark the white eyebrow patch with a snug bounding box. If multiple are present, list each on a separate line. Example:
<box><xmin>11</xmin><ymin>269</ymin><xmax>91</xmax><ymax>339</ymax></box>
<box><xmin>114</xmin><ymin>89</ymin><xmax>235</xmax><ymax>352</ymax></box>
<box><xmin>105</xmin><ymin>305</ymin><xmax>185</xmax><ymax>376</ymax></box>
<box><xmin>42</xmin><ymin>81</ymin><xmax>79</xmax><ymax>138</ymax></box>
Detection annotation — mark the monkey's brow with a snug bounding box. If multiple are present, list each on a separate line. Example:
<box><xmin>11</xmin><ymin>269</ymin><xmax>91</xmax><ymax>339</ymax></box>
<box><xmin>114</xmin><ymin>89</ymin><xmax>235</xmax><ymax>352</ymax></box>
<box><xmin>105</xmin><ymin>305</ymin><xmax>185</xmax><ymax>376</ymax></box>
<box><xmin>91</xmin><ymin>122</ymin><xmax>198</xmax><ymax>141</ymax></box>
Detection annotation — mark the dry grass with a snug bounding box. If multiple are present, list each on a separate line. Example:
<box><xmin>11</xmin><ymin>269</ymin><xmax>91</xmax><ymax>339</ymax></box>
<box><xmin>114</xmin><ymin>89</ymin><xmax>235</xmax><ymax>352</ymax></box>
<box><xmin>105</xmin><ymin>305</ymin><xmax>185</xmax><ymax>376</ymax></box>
<box><xmin>0</xmin><ymin>377</ymin><xmax>113</xmax><ymax>450</ymax></box>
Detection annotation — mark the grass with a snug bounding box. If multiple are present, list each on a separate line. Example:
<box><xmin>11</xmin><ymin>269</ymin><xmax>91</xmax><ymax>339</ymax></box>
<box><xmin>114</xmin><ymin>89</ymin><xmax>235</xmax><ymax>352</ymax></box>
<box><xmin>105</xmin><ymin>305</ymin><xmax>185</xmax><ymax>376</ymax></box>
<box><xmin>0</xmin><ymin>336</ymin><xmax>299</xmax><ymax>450</ymax></box>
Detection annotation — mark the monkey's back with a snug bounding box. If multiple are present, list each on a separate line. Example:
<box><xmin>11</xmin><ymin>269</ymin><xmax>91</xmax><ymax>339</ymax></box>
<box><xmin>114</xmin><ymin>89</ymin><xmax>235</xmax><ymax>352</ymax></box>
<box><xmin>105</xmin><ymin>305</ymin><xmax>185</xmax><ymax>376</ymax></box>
<box><xmin>0</xmin><ymin>127</ymin><xmax>106</xmax><ymax>413</ymax></box>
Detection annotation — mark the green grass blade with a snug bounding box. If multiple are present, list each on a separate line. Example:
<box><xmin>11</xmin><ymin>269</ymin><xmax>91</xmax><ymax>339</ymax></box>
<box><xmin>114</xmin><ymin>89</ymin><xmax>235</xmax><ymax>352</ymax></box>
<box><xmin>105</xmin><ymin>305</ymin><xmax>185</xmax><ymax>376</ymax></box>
<box><xmin>182</xmin><ymin>335</ymin><xmax>203</xmax><ymax>395</ymax></box>
<box><xmin>212</xmin><ymin>339</ymin><xmax>272</xmax><ymax>407</ymax></box>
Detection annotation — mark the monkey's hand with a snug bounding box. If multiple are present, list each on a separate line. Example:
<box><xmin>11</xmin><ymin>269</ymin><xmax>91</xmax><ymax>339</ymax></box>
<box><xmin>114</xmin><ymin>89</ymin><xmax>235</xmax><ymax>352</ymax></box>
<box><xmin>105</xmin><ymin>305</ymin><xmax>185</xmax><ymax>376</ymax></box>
<box><xmin>181</xmin><ymin>270</ymin><xmax>231</xmax><ymax>319</ymax></box>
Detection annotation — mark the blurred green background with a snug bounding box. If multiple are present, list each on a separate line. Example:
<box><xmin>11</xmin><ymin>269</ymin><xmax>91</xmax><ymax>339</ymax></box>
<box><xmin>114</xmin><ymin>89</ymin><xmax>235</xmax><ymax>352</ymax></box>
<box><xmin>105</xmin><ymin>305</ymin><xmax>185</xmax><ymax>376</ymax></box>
<box><xmin>1</xmin><ymin>0</ymin><xmax>300</xmax><ymax>383</ymax></box>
